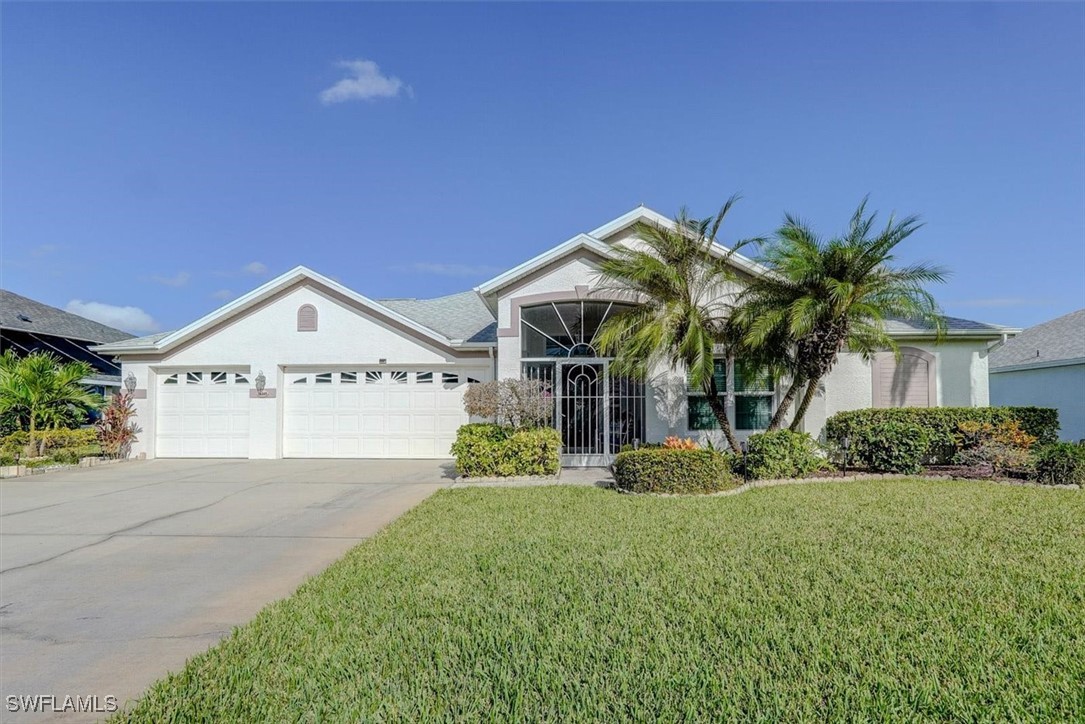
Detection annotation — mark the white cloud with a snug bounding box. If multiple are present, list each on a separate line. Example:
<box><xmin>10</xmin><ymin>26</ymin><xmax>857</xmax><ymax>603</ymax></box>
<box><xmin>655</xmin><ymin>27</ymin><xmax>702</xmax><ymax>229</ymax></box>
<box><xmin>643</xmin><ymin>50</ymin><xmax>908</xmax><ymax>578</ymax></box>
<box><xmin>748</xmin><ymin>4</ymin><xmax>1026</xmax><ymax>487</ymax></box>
<box><xmin>393</xmin><ymin>262</ymin><xmax>503</xmax><ymax>278</ymax></box>
<box><xmin>151</xmin><ymin>271</ymin><xmax>191</xmax><ymax>287</ymax></box>
<box><xmin>210</xmin><ymin>289</ymin><xmax>234</xmax><ymax>301</ymax></box>
<box><xmin>319</xmin><ymin>59</ymin><xmax>412</xmax><ymax>105</ymax></box>
<box><xmin>65</xmin><ymin>300</ymin><xmax>159</xmax><ymax>333</ymax></box>
<box><xmin>242</xmin><ymin>261</ymin><xmax>268</xmax><ymax>276</ymax></box>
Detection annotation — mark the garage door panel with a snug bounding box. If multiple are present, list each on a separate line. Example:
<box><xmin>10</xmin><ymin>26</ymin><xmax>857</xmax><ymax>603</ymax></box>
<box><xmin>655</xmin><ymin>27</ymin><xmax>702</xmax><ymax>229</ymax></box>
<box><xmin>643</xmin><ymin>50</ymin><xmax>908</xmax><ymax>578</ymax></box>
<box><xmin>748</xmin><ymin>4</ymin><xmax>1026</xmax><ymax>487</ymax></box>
<box><xmin>182</xmin><ymin>415</ymin><xmax>208</xmax><ymax>434</ymax></box>
<box><xmin>361</xmin><ymin>438</ymin><xmax>384</xmax><ymax>456</ymax></box>
<box><xmin>438</xmin><ymin>395</ymin><xmax>462</xmax><ymax>411</ymax></box>
<box><xmin>439</xmin><ymin>414</ymin><xmax>464</xmax><ymax>434</ymax></box>
<box><xmin>337</xmin><ymin>414</ymin><xmax>360</xmax><ymax>433</ymax></box>
<box><xmin>387</xmin><ymin>415</ymin><xmax>411</xmax><ymax>433</ymax></box>
<box><xmin>338</xmin><ymin>438</ymin><xmax>361</xmax><ymax>456</ymax></box>
<box><xmin>411</xmin><ymin>438</ymin><xmax>436</xmax><ymax>457</ymax></box>
<box><xmin>283</xmin><ymin>368</ymin><xmax>478</xmax><ymax>458</ymax></box>
<box><xmin>156</xmin><ymin>371</ymin><xmax>250</xmax><ymax>458</ymax></box>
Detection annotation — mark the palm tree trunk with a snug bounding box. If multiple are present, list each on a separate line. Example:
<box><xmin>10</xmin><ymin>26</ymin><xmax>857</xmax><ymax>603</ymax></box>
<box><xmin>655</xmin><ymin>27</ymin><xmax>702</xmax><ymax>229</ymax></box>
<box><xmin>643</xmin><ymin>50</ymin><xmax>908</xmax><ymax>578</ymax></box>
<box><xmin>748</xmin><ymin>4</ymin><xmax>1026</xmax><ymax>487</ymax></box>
<box><xmin>26</xmin><ymin>413</ymin><xmax>38</xmax><ymax>458</ymax></box>
<box><xmin>767</xmin><ymin>376</ymin><xmax>805</xmax><ymax>431</ymax></box>
<box><xmin>704</xmin><ymin>392</ymin><xmax>741</xmax><ymax>454</ymax></box>
<box><xmin>788</xmin><ymin>377</ymin><xmax>821</xmax><ymax>432</ymax></box>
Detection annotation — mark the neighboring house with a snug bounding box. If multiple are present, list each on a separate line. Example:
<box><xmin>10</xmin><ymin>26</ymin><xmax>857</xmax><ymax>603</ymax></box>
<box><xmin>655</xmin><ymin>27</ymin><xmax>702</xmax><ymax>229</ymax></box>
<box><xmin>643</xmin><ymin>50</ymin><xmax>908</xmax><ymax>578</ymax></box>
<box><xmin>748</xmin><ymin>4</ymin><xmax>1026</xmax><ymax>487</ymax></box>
<box><xmin>990</xmin><ymin>309</ymin><xmax>1085</xmax><ymax>442</ymax></box>
<box><xmin>0</xmin><ymin>289</ymin><xmax>134</xmax><ymax>397</ymax></box>
<box><xmin>93</xmin><ymin>207</ymin><xmax>1015</xmax><ymax>465</ymax></box>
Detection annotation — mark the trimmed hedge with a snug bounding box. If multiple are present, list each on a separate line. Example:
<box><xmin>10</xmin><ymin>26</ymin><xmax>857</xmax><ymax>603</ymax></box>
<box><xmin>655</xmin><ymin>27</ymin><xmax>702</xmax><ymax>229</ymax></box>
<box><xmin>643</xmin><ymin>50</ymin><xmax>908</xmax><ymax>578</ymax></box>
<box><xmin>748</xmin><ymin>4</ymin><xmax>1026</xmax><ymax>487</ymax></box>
<box><xmin>1</xmin><ymin>428</ymin><xmax>99</xmax><ymax>456</ymax></box>
<box><xmin>613</xmin><ymin>448</ymin><xmax>737</xmax><ymax>494</ymax></box>
<box><xmin>1030</xmin><ymin>443</ymin><xmax>1085</xmax><ymax>486</ymax></box>
<box><xmin>853</xmin><ymin>420</ymin><xmax>930</xmax><ymax>474</ymax></box>
<box><xmin>825</xmin><ymin>407</ymin><xmax>1059</xmax><ymax>465</ymax></box>
<box><xmin>451</xmin><ymin>423</ymin><xmax>561</xmax><ymax>478</ymax></box>
<box><xmin>744</xmin><ymin>430</ymin><xmax>827</xmax><ymax>480</ymax></box>
<box><xmin>1007</xmin><ymin>407</ymin><xmax>1060</xmax><ymax>445</ymax></box>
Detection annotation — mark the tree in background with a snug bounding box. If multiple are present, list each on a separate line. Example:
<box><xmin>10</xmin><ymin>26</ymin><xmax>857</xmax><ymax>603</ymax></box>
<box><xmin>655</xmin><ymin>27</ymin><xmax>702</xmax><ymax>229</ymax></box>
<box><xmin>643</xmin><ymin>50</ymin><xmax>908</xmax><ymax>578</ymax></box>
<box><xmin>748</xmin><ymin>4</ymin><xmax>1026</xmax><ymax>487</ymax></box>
<box><xmin>0</xmin><ymin>350</ymin><xmax>102</xmax><ymax>455</ymax></box>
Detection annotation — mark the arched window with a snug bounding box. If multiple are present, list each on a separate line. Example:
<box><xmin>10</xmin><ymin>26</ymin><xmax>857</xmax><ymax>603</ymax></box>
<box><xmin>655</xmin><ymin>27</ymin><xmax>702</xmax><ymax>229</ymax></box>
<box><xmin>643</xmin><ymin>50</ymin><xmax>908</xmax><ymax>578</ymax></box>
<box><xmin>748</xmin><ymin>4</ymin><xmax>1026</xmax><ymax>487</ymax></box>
<box><xmin>872</xmin><ymin>346</ymin><xmax>936</xmax><ymax>408</ymax></box>
<box><xmin>520</xmin><ymin>300</ymin><xmax>636</xmax><ymax>358</ymax></box>
<box><xmin>297</xmin><ymin>304</ymin><xmax>318</xmax><ymax>332</ymax></box>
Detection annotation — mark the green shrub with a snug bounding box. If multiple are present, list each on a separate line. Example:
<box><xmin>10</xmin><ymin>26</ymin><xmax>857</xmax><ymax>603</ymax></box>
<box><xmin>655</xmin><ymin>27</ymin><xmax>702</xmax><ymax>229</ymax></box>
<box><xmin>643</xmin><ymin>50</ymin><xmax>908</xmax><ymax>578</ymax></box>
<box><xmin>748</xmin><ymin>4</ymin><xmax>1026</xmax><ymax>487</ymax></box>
<box><xmin>612</xmin><ymin>448</ymin><xmax>737</xmax><ymax>494</ymax></box>
<box><xmin>25</xmin><ymin>458</ymin><xmax>58</xmax><ymax>469</ymax></box>
<box><xmin>0</xmin><ymin>428</ymin><xmax>98</xmax><ymax>457</ymax></box>
<box><xmin>1005</xmin><ymin>406</ymin><xmax>1060</xmax><ymax>445</ymax></box>
<box><xmin>846</xmin><ymin>420</ymin><xmax>930</xmax><ymax>474</ymax></box>
<box><xmin>50</xmin><ymin>445</ymin><xmax>102</xmax><ymax>465</ymax></box>
<box><xmin>0</xmin><ymin>431</ymin><xmax>27</xmax><ymax>457</ymax></box>
<box><xmin>825</xmin><ymin>407</ymin><xmax>1059</xmax><ymax>465</ymax></box>
<box><xmin>744</xmin><ymin>430</ymin><xmax>827</xmax><ymax>480</ymax></box>
<box><xmin>451</xmin><ymin>425</ymin><xmax>560</xmax><ymax>478</ymax></box>
<box><xmin>1030</xmin><ymin>443</ymin><xmax>1085</xmax><ymax>486</ymax></box>
<box><xmin>0</xmin><ymin>454</ymin><xmax>16</xmax><ymax>467</ymax></box>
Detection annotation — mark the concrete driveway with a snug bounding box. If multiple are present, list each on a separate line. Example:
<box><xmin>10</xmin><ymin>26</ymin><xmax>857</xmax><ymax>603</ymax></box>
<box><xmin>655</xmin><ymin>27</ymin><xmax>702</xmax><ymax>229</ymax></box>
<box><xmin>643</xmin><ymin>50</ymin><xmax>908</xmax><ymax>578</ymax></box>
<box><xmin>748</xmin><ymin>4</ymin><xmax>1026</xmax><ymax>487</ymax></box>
<box><xmin>0</xmin><ymin>459</ymin><xmax>452</xmax><ymax>721</ymax></box>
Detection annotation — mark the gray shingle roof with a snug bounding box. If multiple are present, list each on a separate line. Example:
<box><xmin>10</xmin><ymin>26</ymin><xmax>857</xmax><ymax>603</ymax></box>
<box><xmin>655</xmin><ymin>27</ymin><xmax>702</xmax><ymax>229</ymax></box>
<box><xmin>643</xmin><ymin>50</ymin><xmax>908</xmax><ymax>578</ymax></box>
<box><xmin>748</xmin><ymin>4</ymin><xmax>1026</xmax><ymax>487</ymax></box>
<box><xmin>379</xmin><ymin>291</ymin><xmax>496</xmax><ymax>344</ymax></box>
<box><xmin>93</xmin><ymin>331</ymin><xmax>172</xmax><ymax>351</ymax></box>
<box><xmin>884</xmin><ymin>316</ymin><xmax>1013</xmax><ymax>336</ymax></box>
<box><xmin>990</xmin><ymin>309</ymin><xmax>1085</xmax><ymax>370</ymax></box>
<box><xmin>0</xmin><ymin>289</ymin><xmax>134</xmax><ymax>343</ymax></box>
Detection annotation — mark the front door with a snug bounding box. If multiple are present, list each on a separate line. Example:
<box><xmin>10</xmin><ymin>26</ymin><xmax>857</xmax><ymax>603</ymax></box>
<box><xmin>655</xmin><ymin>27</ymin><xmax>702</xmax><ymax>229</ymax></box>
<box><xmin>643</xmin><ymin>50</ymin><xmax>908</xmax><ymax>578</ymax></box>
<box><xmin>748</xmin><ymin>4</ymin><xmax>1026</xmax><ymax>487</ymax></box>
<box><xmin>560</xmin><ymin>362</ymin><xmax>605</xmax><ymax>460</ymax></box>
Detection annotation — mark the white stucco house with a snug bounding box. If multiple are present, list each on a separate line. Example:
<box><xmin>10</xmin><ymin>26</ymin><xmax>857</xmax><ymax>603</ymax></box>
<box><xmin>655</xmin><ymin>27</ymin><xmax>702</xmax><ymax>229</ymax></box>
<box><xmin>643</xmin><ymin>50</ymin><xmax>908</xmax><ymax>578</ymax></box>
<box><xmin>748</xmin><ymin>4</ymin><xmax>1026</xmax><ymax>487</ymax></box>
<box><xmin>990</xmin><ymin>309</ymin><xmax>1085</xmax><ymax>442</ymax></box>
<box><xmin>93</xmin><ymin>207</ymin><xmax>1016</xmax><ymax>466</ymax></box>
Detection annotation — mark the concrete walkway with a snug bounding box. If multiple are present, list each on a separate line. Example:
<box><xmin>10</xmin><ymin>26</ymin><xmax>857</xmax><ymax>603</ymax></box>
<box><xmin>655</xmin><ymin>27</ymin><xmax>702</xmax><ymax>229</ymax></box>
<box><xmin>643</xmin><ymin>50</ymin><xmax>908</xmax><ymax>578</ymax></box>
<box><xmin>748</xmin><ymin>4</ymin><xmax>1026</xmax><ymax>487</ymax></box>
<box><xmin>0</xmin><ymin>459</ymin><xmax>452</xmax><ymax>721</ymax></box>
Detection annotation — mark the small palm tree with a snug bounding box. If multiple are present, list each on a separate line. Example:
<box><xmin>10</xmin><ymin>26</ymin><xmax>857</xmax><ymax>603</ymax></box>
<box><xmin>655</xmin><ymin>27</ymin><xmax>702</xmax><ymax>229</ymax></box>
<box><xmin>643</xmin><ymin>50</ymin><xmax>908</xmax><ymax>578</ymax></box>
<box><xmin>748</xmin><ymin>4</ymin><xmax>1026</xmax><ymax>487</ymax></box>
<box><xmin>595</xmin><ymin>198</ymin><xmax>756</xmax><ymax>454</ymax></box>
<box><xmin>0</xmin><ymin>350</ymin><xmax>102</xmax><ymax>455</ymax></box>
<box><xmin>736</xmin><ymin>199</ymin><xmax>947</xmax><ymax>431</ymax></box>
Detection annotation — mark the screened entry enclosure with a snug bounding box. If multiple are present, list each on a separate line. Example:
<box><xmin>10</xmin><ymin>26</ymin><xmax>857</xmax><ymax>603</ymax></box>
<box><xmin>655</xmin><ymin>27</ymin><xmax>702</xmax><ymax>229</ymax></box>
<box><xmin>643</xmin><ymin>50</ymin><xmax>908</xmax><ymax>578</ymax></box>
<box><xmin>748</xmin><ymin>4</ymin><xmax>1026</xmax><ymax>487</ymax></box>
<box><xmin>520</xmin><ymin>301</ymin><xmax>645</xmax><ymax>465</ymax></box>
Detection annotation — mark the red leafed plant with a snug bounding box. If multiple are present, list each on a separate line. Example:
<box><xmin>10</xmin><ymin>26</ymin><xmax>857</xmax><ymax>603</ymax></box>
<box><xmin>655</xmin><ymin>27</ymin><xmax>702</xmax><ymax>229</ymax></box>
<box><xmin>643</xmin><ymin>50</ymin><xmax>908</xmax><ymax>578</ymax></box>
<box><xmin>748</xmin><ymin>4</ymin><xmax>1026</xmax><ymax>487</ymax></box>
<box><xmin>96</xmin><ymin>391</ymin><xmax>142</xmax><ymax>459</ymax></box>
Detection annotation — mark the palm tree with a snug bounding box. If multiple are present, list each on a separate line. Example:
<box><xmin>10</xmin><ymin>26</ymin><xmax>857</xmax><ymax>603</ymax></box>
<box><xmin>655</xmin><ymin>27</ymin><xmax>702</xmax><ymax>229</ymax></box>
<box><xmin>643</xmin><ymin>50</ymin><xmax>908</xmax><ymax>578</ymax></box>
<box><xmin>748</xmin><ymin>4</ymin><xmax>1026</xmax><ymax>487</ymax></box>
<box><xmin>736</xmin><ymin>198</ymin><xmax>947</xmax><ymax>431</ymax></box>
<box><xmin>0</xmin><ymin>350</ymin><xmax>102</xmax><ymax>455</ymax></box>
<box><xmin>595</xmin><ymin>198</ymin><xmax>757</xmax><ymax>454</ymax></box>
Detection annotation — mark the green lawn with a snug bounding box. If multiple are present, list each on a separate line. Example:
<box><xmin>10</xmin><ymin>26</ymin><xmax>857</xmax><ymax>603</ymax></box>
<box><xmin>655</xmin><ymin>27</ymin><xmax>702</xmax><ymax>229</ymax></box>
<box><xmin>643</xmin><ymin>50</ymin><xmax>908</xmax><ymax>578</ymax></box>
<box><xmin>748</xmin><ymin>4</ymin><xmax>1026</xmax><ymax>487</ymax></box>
<box><xmin>117</xmin><ymin>481</ymin><xmax>1084</xmax><ymax>722</ymax></box>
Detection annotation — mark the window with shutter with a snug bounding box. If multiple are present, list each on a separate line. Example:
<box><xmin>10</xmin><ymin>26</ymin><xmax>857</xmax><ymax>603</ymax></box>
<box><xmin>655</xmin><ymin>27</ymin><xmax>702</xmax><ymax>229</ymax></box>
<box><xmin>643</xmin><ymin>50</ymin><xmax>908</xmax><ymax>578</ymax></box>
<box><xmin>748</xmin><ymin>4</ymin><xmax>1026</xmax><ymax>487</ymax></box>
<box><xmin>872</xmin><ymin>347</ymin><xmax>936</xmax><ymax>408</ymax></box>
<box><xmin>297</xmin><ymin>304</ymin><xmax>318</xmax><ymax>332</ymax></box>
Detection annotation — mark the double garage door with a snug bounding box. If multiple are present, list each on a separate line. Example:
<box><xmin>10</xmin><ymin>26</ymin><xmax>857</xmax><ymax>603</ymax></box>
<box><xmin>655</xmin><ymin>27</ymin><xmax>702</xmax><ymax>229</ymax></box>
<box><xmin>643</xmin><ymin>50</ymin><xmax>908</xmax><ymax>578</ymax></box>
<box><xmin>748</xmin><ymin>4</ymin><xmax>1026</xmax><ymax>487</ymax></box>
<box><xmin>283</xmin><ymin>369</ymin><xmax>476</xmax><ymax>458</ymax></box>
<box><xmin>155</xmin><ymin>367</ymin><xmax>478</xmax><ymax>459</ymax></box>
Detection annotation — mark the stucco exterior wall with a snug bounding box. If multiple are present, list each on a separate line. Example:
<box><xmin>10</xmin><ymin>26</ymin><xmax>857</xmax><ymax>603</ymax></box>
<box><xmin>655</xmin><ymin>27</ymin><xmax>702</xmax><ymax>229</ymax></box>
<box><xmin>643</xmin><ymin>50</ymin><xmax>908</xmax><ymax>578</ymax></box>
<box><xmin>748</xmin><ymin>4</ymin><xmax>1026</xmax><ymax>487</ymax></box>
<box><xmin>490</xmin><ymin>245</ymin><xmax>996</xmax><ymax>451</ymax></box>
<box><xmin>991</xmin><ymin>363</ymin><xmax>1085</xmax><ymax>441</ymax></box>
<box><xmin>121</xmin><ymin>284</ymin><xmax>490</xmax><ymax>459</ymax></box>
<box><xmin>800</xmin><ymin>340</ymin><xmax>991</xmax><ymax>440</ymax></box>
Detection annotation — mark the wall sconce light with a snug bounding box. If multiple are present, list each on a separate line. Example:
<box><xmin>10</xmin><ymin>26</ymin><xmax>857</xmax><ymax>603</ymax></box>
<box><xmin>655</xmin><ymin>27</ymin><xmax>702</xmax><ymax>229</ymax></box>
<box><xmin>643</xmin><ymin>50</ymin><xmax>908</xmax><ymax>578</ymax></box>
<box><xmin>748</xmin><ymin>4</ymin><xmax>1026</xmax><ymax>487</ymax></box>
<box><xmin>124</xmin><ymin>372</ymin><xmax>137</xmax><ymax>393</ymax></box>
<box><xmin>255</xmin><ymin>371</ymin><xmax>267</xmax><ymax>395</ymax></box>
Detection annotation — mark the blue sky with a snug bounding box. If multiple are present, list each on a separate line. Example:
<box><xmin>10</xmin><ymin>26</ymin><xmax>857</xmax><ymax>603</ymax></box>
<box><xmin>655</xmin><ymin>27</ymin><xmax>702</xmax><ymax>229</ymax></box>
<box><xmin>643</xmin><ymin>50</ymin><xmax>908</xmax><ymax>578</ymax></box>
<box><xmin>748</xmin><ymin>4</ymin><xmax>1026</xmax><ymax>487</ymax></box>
<box><xmin>3</xmin><ymin>2</ymin><xmax>1083</xmax><ymax>334</ymax></box>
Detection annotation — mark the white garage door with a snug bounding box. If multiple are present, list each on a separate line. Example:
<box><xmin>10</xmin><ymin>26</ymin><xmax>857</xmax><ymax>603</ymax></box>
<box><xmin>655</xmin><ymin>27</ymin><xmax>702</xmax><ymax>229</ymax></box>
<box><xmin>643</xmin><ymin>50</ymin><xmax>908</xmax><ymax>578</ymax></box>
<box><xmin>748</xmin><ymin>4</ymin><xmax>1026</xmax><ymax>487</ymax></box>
<box><xmin>283</xmin><ymin>369</ymin><xmax>478</xmax><ymax>458</ymax></box>
<box><xmin>156</xmin><ymin>371</ymin><xmax>251</xmax><ymax>458</ymax></box>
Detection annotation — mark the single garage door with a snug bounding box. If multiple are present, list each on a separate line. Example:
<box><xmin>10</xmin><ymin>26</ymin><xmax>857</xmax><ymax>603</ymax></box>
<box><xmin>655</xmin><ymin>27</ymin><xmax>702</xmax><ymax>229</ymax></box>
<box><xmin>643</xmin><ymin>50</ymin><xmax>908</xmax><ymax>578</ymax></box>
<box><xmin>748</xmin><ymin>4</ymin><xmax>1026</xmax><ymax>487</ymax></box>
<box><xmin>156</xmin><ymin>371</ymin><xmax>251</xmax><ymax>458</ymax></box>
<box><xmin>282</xmin><ymin>368</ymin><xmax>479</xmax><ymax>458</ymax></box>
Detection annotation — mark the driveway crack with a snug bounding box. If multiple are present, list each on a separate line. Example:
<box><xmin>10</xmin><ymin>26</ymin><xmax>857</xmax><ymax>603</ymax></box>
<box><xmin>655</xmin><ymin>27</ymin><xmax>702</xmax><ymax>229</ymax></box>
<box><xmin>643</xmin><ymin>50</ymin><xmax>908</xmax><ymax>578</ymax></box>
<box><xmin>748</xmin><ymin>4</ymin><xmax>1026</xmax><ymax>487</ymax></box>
<box><xmin>0</xmin><ymin>481</ymin><xmax>276</xmax><ymax>575</ymax></box>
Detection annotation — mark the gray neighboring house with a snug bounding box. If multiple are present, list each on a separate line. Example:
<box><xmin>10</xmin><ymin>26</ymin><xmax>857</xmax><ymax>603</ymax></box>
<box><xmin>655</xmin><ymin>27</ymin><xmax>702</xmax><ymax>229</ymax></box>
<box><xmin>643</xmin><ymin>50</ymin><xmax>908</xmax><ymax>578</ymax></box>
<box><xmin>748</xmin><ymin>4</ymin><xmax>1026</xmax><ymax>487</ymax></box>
<box><xmin>990</xmin><ymin>309</ymin><xmax>1085</xmax><ymax>442</ymax></box>
<box><xmin>0</xmin><ymin>289</ymin><xmax>135</xmax><ymax>396</ymax></box>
